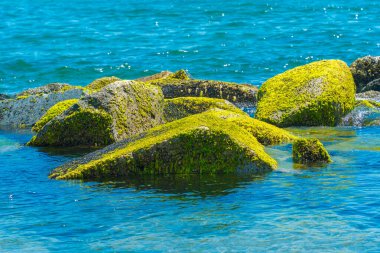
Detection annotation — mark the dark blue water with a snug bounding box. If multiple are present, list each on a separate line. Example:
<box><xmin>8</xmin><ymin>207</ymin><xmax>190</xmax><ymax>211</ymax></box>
<box><xmin>1</xmin><ymin>0</ymin><xmax>380</xmax><ymax>252</ymax></box>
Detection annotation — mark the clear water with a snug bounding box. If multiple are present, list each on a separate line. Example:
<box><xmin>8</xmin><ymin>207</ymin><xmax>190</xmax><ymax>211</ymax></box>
<box><xmin>0</xmin><ymin>0</ymin><xmax>380</xmax><ymax>252</ymax></box>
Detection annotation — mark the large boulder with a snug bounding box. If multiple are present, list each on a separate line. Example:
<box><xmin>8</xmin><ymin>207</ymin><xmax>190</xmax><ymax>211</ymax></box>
<box><xmin>350</xmin><ymin>56</ymin><xmax>380</xmax><ymax>92</ymax></box>
<box><xmin>49</xmin><ymin>110</ymin><xmax>277</xmax><ymax>180</ymax></box>
<box><xmin>292</xmin><ymin>138</ymin><xmax>331</xmax><ymax>164</ymax></box>
<box><xmin>0</xmin><ymin>84</ymin><xmax>85</xmax><ymax>127</ymax></box>
<box><xmin>255</xmin><ymin>60</ymin><xmax>356</xmax><ymax>127</ymax></box>
<box><xmin>145</xmin><ymin>70</ymin><xmax>258</xmax><ymax>106</ymax></box>
<box><xmin>28</xmin><ymin>80</ymin><xmax>165</xmax><ymax>147</ymax></box>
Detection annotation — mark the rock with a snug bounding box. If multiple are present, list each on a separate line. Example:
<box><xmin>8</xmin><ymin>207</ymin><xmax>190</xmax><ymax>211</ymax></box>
<box><xmin>356</xmin><ymin>90</ymin><xmax>380</xmax><ymax>102</ymax></box>
<box><xmin>164</xmin><ymin>97</ymin><xmax>246</xmax><ymax>122</ymax></box>
<box><xmin>292</xmin><ymin>138</ymin><xmax>331</xmax><ymax>164</ymax></box>
<box><xmin>361</xmin><ymin>78</ymin><xmax>380</xmax><ymax>92</ymax></box>
<box><xmin>135</xmin><ymin>71</ymin><xmax>173</xmax><ymax>82</ymax></box>
<box><xmin>17</xmin><ymin>83</ymin><xmax>78</xmax><ymax>97</ymax></box>
<box><xmin>341</xmin><ymin>100</ymin><xmax>380</xmax><ymax>126</ymax></box>
<box><xmin>210</xmin><ymin>109</ymin><xmax>298</xmax><ymax>145</ymax></box>
<box><xmin>28</xmin><ymin>80</ymin><xmax>165</xmax><ymax>147</ymax></box>
<box><xmin>49</xmin><ymin>110</ymin><xmax>277</xmax><ymax>180</ymax></box>
<box><xmin>145</xmin><ymin>70</ymin><xmax>258</xmax><ymax>106</ymax></box>
<box><xmin>0</xmin><ymin>94</ymin><xmax>11</xmax><ymax>100</ymax></box>
<box><xmin>256</xmin><ymin>60</ymin><xmax>356</xmax><ymax>127</ymax></box>
<box><xmin>85</xmin><ymin>76</ymin><xmax>121</xmax><ymax>91</ymax></box>
<box><xmin>350</xmin><ymin>56</ymin><xmax>380</xmax><ymax>92</ymax></box>
<box><xmin>32</xmin><ymin>99</ymin><xmax>79</xmax><ymax>132</ymax></box>
<box><xmin>0</xmin><ymin>85</ymin><xmax>86</xmax><ymax>127</ymax></box>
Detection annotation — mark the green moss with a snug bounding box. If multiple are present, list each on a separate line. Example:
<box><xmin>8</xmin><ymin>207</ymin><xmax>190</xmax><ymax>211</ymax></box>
<box><xmin>32</xmin><ymin>99</ymin><xmax>79</xmax><ymax>132</ymax></box>
<box><xmin>292</xmin><ymin>138</ymin><xmax>331</xmax><ymax>164</ymax></box>
<box><xmin>16</xmin><ymin>95</ymin><xmax>29</xmax><ymax>100</ymax></box>
<box><xmin>86</xmin><ymin>76</ymin><xmax>121</xmax><ymax>91</ymax></box>
<box><xmin>28</xmin><ymin>107</ymin><xmax>114</xmax><ymax>147</ymax></box>
<box><xmin>164</xmin><ymin>97</ymin><xmax>246</xmax><ymax>122</ymax></box>
<box><xmin>49</xmin><ymin>110</ymin><xmax>277</xmax><ymax>180</ymax></box>
<box><xmin>256</xmin><ymin>60</ymin><xmax>356</xmax><ymax>126</ymax></box>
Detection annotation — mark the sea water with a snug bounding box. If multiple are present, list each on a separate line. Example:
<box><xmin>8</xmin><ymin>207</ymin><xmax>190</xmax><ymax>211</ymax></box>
<box><xmin>0</xmin><ymin>0</ymin><xmax>379</xmax><ymax>252</ymax></box>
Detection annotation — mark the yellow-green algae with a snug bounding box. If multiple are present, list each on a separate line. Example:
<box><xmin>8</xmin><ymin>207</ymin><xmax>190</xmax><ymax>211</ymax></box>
<box><xmin>32</xmin><ymin>99</ymin><xmax>79</xmax><ymax>132</ymax></box>
<box><xmin>292</xmin><ymin>138</ymin><xmax>332</xmax><ymax>164</ymax></box>
<box><xmin>209</xmin><ymin>109</ymin><xmax>298</xmax><ymax>145</ymax></box>
<box><xmin>28</xmin><ymin>107</ymin><xmax>114</xmax><ymax>147</ymax></box>
<box><xmin>256</xmin><ymin>60</ymin><xmax>356</xmax><ymax>127</ymax></box>
<box><xmin>49</xmin><ymin>110</ymin><xmax>277</xmax><ymax>180</ymax></box>
<box><xmin>164</xmin><ymin>97</ymin><xmax>246</xmax><ymax>122</ymax></box>
<box><xmin>355</xmin><ymin>99</ymin><xmax>380</xmax><ymax>108</ymax></box>
<box><xmin>85</xmin><ymin>76</ymin><xmax>121</xmax><ymax>91</ymax></box>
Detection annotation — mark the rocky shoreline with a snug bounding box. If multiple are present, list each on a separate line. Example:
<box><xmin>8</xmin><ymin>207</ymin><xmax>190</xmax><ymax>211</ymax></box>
<box><xmin>1</xmin><ymin>56</ymin><xmax>379</xmax><ymax>181</ymax></box>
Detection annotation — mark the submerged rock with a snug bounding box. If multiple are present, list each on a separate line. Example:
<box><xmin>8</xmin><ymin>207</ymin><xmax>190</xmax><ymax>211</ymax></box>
<box><xmin>145</xmin><ymin>70</ymin><xmax>258</xmax><ymax>106</ymax></box>
<box><xmin>49</xmin><ymin>110</ymin><xmax>277</xmax><ymax>180</ymax></box>
<box><xmin>85</xmin><ymin>76</ymin><xmax>121</xmax><ymax>91</ymax></box>
<box><xmin>255</xmin><ymin>60</ymin><xmax>356</xmax><ymax>127</ymax></box>
<box><xmin>29</xmin><ymin>80</ymin><xmax>165</xmax><ymax>147</ymax></box>
<box><xmin>292</xmin><ymin>138</ymin><xmax>331</xmax><ymax>164</ymax></box>
<box><xmin>350</xmin><ymin>56</ymin><xmax>380</xmax><ymax>92</ymax></box>
<box><xmin>341</xmin><ymin>100</ymin><xmax>380</xmax><ymax>126</ymax></box>
<box><xmin>164</xmin><ymin>97</ymin><xmax>245</xmax><ymax>122</ymax></box>
<box><xmin>0</xmin><ymin>84</ymin><xmax>86</xmax><ymax>127</ymax></box>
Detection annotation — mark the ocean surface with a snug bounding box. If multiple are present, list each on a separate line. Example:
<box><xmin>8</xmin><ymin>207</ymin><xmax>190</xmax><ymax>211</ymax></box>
<box><xmin>0</xmin><ymin>0</ymin><xmax>379</xmax><ymax>252</ymax></box>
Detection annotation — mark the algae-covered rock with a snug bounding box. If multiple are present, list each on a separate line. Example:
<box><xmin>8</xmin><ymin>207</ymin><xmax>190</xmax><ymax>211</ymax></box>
<box><xmin>135</xmin><ymin>71</ymin><xmax>173</xmax><ymax>82</ymax></box>
<box><xmin>292</xmin><ymin>138</ymin><xmax>331</xmax><ymax>164</ymax></box>
<box><xmin>32</xmin><ymin>99</ymin><xmax>79</xmax><ymax>132</ymax></box>
<box><xmin>210</xmin><ymin>109</ymin><xmax>298</xmax><ymax>145</ymax></box>
<box><xmin>49</xmin><ymin>110</ymin><xmax>277</xmax><ymax>180</ymax></box>
<box><xmin>361</xmin><ymin>78</ymin><xmax>380</xmax><ymax>92</ymax></box>
<box><xmin>256</xmin><ymin>60</ymin><xmax>356</xmax><ymax>127</ymax></box>
<box><xmin>29</xmin><ymin>80</ymin><xmax>165</xmax><ymax>147</ymax></box>
<box><xmin>164</xmin><ymin>97</ymin><xmax>246</xmax><ymax>122</ymax></box>
<box><xmin>145</xmin><ymin>70</ymin><xmax>258</xmax><ymax>106</ymax></box>
<box><xmin>86</xmin><ymin>76</ymin><xmax>121</xmax><ymax>91</ymax></box>
<box><xmin>350</xmin><ymin>56</ymin><xmax>380</xmax><ymax>92</ymax></box>
<box><xmin>0</xmin><ymin>85</ymin><xmax>86</xmax><ymax>127</ymax></box>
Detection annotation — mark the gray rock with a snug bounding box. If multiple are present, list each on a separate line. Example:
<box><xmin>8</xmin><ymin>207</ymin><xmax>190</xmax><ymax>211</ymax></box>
<box><xmin>17</xmin><ymin>83</ymin><xmax>76</xmax><ymax>97</ymax></box>
<box><xmin>350</xmin><ymin>56</ymin><xmax>380</xmax><ymax>92</ymax></box>
<box><xmin>361</xmin><ymin>78</ymin><xmax>380</xmax><ymax>92</ymax></box>
<box><xmin>0</xmin><ymin>94</ymin><xmax>11</xmax><ymax>100</ymax></box>
<box><xmin>0</xmin><ymin>87</ymin><xmax>85</xmax><ymax>127</ymax></box>
<box><xmin>29</xmin><ymin>80</ymin><xmax>165</xmax><ymax>147</ymax></box>
<box><xmin>356</xmin><ymin>90</ymin><xmax>380</xmax><ymax>102</ymax></box>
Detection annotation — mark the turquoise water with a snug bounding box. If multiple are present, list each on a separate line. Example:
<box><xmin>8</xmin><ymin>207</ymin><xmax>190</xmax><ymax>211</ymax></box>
<box><xmin>1</xmin><ymin>0</ymin><xmax>380</xmax><ymax>252</ymax></box>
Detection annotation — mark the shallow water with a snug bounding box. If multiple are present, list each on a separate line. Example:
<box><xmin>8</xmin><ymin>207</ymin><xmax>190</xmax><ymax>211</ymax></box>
<box><xmin>1</xmin><ymin>0</ymin><xmax>380</xmax><ymax>252</ymax></box>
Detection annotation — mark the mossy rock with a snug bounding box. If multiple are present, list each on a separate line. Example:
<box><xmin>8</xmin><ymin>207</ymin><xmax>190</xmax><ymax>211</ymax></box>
<box><xmin>86</xmin><ymin>76</ymin><xmax>121</xmax><ymax>91</ymax></box>
<box><xmin>144</xmin><ymin>70</ymin><xmax>258</xmax><ymax>106</ymax></box>
<box><xmin>164</xmin><ymin>97</ymin><xmax>246</xmax><ymax>122</ymax></box>
<box><xmin>49</xmin><ymin>110</ymin><xmax>277</xmax><ymax>180</ymax></box>
<box><xmin>292</xmin><ymin>138</ymin><xmax>331</xmax><ymax>164</ymax></box>
<box><xmin>350</xmin><ymin>56</ymin><xmax>380</xmax><ymax>92</ymax></box>
<box><xmin>32</xmin><ymin>99</ymin><xmax>79</xmax><ymax>132</ymax></box>
<box><xmin>29</xmin><ymin>81</ymin><xmax>165</xmax><ymax>147</ymax></box>
<box><xmin>135</xmin><ymin>71</ymin><xmax>173</xmax><ymax>82</ymax></box>
<box><xmin>256</xmin><ymin>60</ymin><xmax>356</xmax><ymax>127</ymax></box>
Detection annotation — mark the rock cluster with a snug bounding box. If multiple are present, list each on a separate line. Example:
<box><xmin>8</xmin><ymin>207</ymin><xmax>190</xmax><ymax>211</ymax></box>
<box><xmin>7</xmin><ymin>57</ymin><xmax>380</xmax><ymax>181</ymax></box>
<box><xmin>350</xmin><ymin>56</ymin><xmax>380</xmax><ymax>92</ymax></box>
